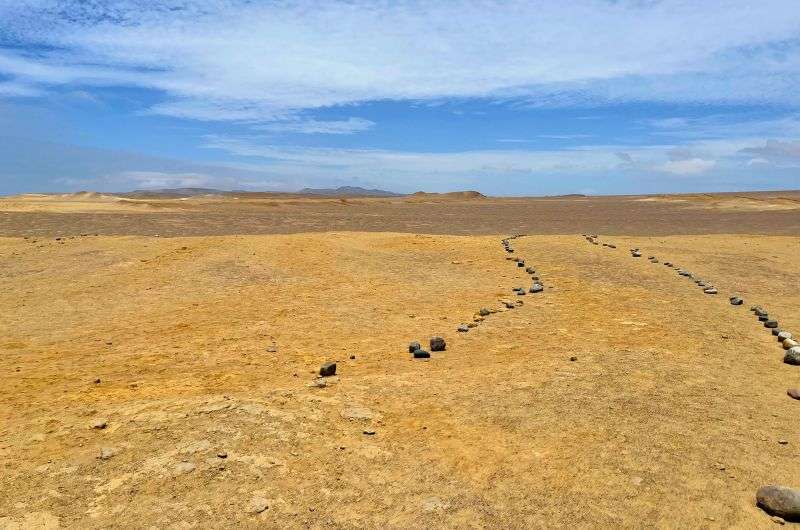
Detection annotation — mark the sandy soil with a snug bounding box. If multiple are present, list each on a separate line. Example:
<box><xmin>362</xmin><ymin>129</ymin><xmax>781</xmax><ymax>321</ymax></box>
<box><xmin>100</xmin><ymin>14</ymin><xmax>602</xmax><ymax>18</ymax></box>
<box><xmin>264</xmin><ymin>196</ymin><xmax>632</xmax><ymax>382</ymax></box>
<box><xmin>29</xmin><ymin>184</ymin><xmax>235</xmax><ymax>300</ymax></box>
<box><xmin>1</xmin><ymin>191</ymin><xmax>799</xmax><ymax>237</ymax></box>
<box><xmin>1</xmin><ymin>194</ymin><xmax>799</xmax><ymax>528</ymax></box>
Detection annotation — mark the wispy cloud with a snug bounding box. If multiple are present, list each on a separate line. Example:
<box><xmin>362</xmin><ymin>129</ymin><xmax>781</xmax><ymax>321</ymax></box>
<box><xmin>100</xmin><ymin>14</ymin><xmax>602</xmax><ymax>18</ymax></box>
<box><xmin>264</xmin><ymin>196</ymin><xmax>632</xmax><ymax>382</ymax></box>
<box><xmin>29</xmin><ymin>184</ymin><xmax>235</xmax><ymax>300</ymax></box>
<box><xmin>1</xmin><ymin>1</ymin><xmax>799</xmax><ymax>122</ymax></box>
<box><xmin>254</xmin><ymin>117</ymin><xmax>375</xmax><ymax>135</ymax></box>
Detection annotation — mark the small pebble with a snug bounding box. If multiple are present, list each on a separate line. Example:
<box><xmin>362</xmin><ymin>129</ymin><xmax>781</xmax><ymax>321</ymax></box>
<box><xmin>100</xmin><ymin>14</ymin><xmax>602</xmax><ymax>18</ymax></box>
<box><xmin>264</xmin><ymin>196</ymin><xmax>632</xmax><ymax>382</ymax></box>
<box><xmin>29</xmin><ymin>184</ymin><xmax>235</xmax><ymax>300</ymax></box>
<box><xmin>91</xmin><ymin>419</ymin><xmax>108</xmax><ymax>430</ymax></box>
<box><xmin>457</xmin><ymin>324</ymin><xmax>469</xmax><ymax>332</ymax></box>
<box><xmin>787</xmin><ymin>388</ymin><xmax>800</xmax><ymax>400</ymax></box>
<box><xmin>730</xmin><ymin>297</ymin><xmax>743</xmax><ymax>305</ymax></box>
<box><xmin>409</xmin><ymin>341</ymin><xmax>421</xmax><ymax>353</ymax></box>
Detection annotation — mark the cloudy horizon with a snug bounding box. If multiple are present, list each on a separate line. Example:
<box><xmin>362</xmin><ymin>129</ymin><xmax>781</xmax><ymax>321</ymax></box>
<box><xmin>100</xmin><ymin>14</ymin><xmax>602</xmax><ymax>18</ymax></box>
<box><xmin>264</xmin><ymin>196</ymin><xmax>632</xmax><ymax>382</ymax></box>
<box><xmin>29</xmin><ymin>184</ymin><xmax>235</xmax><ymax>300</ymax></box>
<box><xmin>1</xmin><ymin>1</ymin><xmax>799</xmax><ymax>195</ymax></box>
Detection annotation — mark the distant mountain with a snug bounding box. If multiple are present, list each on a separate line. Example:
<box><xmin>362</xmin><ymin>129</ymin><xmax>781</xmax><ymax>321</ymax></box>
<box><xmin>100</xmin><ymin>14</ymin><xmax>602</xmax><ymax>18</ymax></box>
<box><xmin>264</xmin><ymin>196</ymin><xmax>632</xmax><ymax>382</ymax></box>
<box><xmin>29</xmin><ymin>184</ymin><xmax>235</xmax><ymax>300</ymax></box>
<box><xmin>298</xmin><ymin>186</ymin><xmax>403</xmax><ymax>197</ymax></box>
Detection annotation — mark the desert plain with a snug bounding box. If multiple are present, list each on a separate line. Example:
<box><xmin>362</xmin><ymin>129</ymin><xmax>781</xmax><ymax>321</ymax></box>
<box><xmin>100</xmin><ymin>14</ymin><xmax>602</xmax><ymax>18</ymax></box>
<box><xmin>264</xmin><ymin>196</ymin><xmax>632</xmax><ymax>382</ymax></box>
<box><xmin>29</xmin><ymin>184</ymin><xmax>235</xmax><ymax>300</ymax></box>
<box><xmin>1</xmin><ymin>190</ymin><xmax>800</xmax><ymax>529</ymax></box>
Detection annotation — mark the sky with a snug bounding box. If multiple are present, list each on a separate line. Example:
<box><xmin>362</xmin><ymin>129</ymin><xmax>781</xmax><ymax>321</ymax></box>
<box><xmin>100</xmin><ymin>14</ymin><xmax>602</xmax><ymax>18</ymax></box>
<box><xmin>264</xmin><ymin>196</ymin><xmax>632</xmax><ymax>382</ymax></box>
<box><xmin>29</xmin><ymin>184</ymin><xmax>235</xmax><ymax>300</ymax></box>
<box><xmin>1</xmin><ymin>1</ymin><xmax>799</xmax><ymax>196</ymax></box>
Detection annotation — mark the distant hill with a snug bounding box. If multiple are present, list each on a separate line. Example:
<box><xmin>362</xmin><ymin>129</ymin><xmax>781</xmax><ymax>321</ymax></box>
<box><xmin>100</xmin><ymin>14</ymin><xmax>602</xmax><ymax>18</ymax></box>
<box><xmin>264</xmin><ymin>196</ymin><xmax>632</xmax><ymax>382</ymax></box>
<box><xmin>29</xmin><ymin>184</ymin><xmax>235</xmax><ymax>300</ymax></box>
<box><xmin>407</xmin><ymin>190</ymin><xmax>486</xmax><ymax>200</ymax></box>
<box><xmin>298</xmin><ymin>186</ymin><xmax>403</xmax><ymax>197</ymax></box>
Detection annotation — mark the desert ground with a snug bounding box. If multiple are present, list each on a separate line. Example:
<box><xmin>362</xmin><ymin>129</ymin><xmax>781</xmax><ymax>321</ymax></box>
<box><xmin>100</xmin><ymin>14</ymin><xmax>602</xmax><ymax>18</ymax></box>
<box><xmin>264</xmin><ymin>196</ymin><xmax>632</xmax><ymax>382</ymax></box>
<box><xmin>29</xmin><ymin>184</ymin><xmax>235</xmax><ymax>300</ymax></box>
<box><xmin>1</xmin><ymin>191</ymin><xmax>799</xmax><ymax>529</ymax></box>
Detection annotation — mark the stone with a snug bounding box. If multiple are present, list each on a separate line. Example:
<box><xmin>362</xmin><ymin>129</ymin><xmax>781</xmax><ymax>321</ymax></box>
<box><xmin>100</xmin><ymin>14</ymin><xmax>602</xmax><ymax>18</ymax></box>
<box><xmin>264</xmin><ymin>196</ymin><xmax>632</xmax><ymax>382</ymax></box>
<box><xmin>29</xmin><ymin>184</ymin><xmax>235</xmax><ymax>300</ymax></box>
<box><xmin>759</xmin><ymin>315</ymin><xmax>770</xmax><ymax>322</ymax></box>
<box><xmin>730</xmin><ymin>297</ymin><xmax>744</xmax><ymax>305</ymax></box>
<box><xmin>704</xmin><ymin>287</ymin><xmax>718</xmax><ymax>295</ymax></box>
<box><xmin>467</xmin><ymin>322</ymin><xmax>477</xmax><ymax>328</ymax></box>
<box><xmin>570</xmin><ymin>356</ymin><xmax>578</xmax><ymax>362</ymax></box>
<box><xmin>784</xmin><ymin>347</ymin><xmax>800</xmax><ymax>365</ymax></box>
<box><xmin>479</xmin><ymin>308</ymin><xmax>491</xmax><ymax>317</ymax></box>
<box><xmin>516</xmin><ymin>289</ymin><xmax>526</xmax><ymax>296</ymax></box>
<box><xmin>756</xmin><ymin>485</ymin><xmax>800</xmax><ymax>521</ymax></box>
<box><xmin>98</xmin><ymin>447</ymin><xmax>117</xmax><ymax>460</ymax></box>
<box><xmin>631</xmin><ymin>251</ymin><xmax>642</xmax><ymax>257</ymax></box>
<box><xmin>409</xmin><ymin>341</ymin><xmax>421</xmax><ymax>353</ymax></box>
<box><xmin>787</xmin><ymin>389</ymin><xmax>800</xmax><ymax>400</ymax></box>
<box><xmin>319</xmin><ymin>362</ymin><xmax>337</xmax><ymax>377</ymax></box>
<box><xmin>217</xmin><ymin>451</ymin><xmax>228</xmax><ymax>458</ymax></box>
<box><xmin>248</xmin><ymin>497</ymin><xmax>269</xmax><ymax>514</ymax></box>
<box><xmin>530</xmin><ymin>283</ymin><xmax>544</xmax><ymax>293</ymax></box>
<box><xmin>755</xmin><ymin>308</ymin><xmax>769</xmax><ymax>317</ymax></box>
<box><xmin>778</xmin><ymin>331</ymin><xmax>793</xmax><ymax>341</ymax></box>
<box><xmin>174</xmin><ymin>462</ymin><xmax>196</xmax><ymax>474</ymax></box>
<box><xmin>773</xmin><ymin>328</ymin><xmax>782</xmax><ymax>336</ymax></box>
<box><xmin>783</xmin><ymin>339</ymin><xmax>798</xmax><ymax>350</ymax></box>
<box><xmin>430</xmin><ymin>337</ymin><xmax>446</xmax><ymax>351</ymax></box>
<box><xmin>525</xmin><ymin>267</ymin><xmax>535</xmax><ymax>274</ymax></box>
<box><xmin>413</xmin><ymin>349</ymin><xmax>431</xmax><ymax>359</ymax></box>
<box><xmin>503</xmin><ymin>301</ymin><xmax>515</xmax><ymax>309</ymax></box>
<box><xmin>765</xmin><ymin>320</ymin><xmax>779</xmax><ymax>329</ymax></box>
<box><xmin>457</xmin><ymin>324</ymin><xmax>469</xmax><ymax>332</ymax></box>
<box><xmin>517</xmin><ymin>261</ymin><xmax>525</xmax><ymax>267</ymax></box>
<box><xmin>91</xmin><ymin>419</ymin><xmax>108</xmax><ymax>430</ymax></box>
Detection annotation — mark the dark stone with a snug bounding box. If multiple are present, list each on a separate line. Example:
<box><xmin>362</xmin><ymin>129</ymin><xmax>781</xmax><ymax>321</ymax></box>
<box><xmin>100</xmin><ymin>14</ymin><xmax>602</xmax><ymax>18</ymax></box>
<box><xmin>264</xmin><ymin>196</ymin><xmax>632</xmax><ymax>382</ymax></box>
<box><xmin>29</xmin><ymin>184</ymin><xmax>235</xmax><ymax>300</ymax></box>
<box><xmin>430</xmin><ymin>337</ymin><xmax>446</xmax><ymax>352</ymax></box>
<box><xmin>409</xmin><ymin>341</ymin><xmax>421</xmax><ymax>353</ymax></box>
<box><xmin>413</xmin><ymin>349</ymin><xmax>431</xmax><ymax>359</ymax></box>
<box><xmin>787</xmin><ymin>388</ymin><xmax>800</xmax><ymax>400</ymax></box>
<box><xmin>755</xmin><ymin>308</ymin><xmax>769</xmax><ymax>317</ymax></box>
<box><xmin>517</xmin><ymin>261</ymin><xmax>524</xmax><ymax>267</ymax></box>
<box><xmin>479</xmin><ymin>308</ymin><xmax>491</xmax><ymax>316</ymax></box>
<box><xmin>631</xmin><ymin>251</ymin><xmax>642</xmax><ymax>257</ymax></box>
<box><xmin>730</xmin><ymin>297</ymin><xmax>744</xmax><ymax>306</ymax></box>
<box><xmin>319</xmin><ymin>362</ymin><xmax>337</xmax><ymax>377</ymax></box>
<box><xmin>525</xmin><ymin>267</ymin><xmax>535</xmax><ymax>274</ymax></box>
<box><xmin>608</xmin><ymin>244</ymin><xmax>616</xmax><ymax>249</ymax></box>
<box><xmin>756</xmin><ymin>485</ymin><xmax>800</xmax><ymax>521</ymax></box>
<box><xmin>759</xmin><ymin>315</ymin><xmax>769</xmax><ymax>322</ymax></box>
<box><xmin>765</xmin><ymin>320</ymin><xmax>779</xmax><ymax>329</ymax></box>
<box><xmin>784</xmin><ymin>347</ymin><xmax>800</xmax><ymax>365</ymax></box>
<box><xmin>570</xmin><ymin>356</ymin><xmax>578</xmax><ymax>362</ymax></box>
<box><xmin>773</xmin><ymin>328</ymin><xmax>782</xmax><ymax>336</ymax></box>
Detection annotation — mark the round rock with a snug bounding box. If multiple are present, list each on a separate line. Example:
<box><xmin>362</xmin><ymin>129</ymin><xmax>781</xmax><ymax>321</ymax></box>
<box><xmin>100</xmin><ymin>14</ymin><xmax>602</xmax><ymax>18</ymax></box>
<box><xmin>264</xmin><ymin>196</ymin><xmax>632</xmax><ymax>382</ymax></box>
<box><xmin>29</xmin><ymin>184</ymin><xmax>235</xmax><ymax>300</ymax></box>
<box><xmin>778</xmin><ymin>331</ymin><xmax>793</xmax><ymax>341</ymax></box>
<box><xmin>730</xmin><ymin>297</ymin><xmax>744</xmax><ymax>306</ymax></box>
<box><xmin>784</xmin><ymin>347</ymin><xmax>800</xmax><ymax>366</ymax></box>
<box><xmin>756</xmin><ymin>485</ymin><xmax>800</xmax><ymax>521</ymax></box>
<box><xmin>783</xmin><ymin>339</ymin><xmax>798</xmax><ymax>350</ymax></box>
<box><xmin>765</xmin><ymin>319</ymin><xmax>779</xmax><ymax>329</ymax></box>
<box><xmin>457</xmin><ymin>324</ymin><xmax>469</xmax><ymax>332</ymax></box>
<box><xmin>409</xmin><ymin>341</ymin><xmax>421</xmax><ymax>353</ymax></box>
<box><xmin>430</xmin><ymin>337</ymin><xmax>446</xmax><ymax>352</ymax></box>
<box><xmin>413</xmin><ymin>349</ymin><xmax>431</xmax><ymax>359</ymax></box>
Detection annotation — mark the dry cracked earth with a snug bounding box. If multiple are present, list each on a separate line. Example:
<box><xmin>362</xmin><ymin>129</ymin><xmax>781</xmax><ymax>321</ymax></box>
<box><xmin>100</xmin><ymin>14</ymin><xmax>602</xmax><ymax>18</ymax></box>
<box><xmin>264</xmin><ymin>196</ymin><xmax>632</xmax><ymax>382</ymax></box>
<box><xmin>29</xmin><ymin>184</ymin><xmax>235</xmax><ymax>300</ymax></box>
<box><xmin>1</xmin><ymin>192</ymin><xmax>799</xmax><ymax>529</ymax></box>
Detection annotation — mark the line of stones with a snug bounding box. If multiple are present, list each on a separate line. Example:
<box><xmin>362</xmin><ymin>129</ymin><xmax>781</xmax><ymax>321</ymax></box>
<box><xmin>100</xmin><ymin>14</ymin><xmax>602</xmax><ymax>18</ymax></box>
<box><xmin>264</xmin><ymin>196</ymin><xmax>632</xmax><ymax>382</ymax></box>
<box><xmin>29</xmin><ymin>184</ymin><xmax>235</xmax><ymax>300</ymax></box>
<box><xmin>406</xmin><ymin>234</ymin><xmax>546</xmax><ymax>359</ymax></box>
<box><xmin>582</xmin><ymin>233</ymin><xmax>800</xmax><ymax>522</ymax></box>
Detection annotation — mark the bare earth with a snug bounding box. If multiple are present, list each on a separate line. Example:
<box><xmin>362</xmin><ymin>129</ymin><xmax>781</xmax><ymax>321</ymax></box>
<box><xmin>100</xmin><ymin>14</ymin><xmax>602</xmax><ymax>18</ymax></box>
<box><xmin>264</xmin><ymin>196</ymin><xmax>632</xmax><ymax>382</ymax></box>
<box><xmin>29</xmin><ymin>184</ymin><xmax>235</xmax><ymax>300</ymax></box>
<box><xmin>1</xmin><ymin>192</ymin><xmax>799</xmax><ymax>529</ymax></box>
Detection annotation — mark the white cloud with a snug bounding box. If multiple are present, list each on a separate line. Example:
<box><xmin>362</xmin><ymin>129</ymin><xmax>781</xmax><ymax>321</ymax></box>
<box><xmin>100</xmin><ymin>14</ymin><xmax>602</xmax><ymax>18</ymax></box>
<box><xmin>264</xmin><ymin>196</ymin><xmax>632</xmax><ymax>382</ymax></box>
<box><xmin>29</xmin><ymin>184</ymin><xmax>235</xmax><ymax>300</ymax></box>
<box><xmin>110</xmin><ymin>171</ymin><xmax>213</xmax><ymax>189</ymax></box>
<box><xmin>658</xmin><ymin>158</ymin><xmax>716</xmax><ymax>176</ymax></box>
<box><xmin>0</xmin><ymin>1</ymin><xmax>799</xmax><ymax>121</ymax></box>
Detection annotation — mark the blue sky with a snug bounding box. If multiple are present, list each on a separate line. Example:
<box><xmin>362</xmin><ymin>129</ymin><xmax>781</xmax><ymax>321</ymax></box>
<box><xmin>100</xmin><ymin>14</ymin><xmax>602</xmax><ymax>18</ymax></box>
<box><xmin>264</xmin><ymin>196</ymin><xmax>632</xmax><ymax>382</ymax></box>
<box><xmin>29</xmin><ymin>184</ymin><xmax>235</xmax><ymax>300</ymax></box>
<box><xmin>1</xmin><ymin>1</ymin><xmax>799</xmax><ymax>196</ymax></box>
